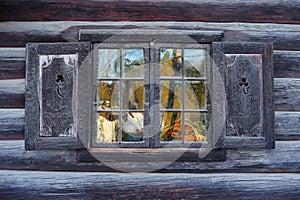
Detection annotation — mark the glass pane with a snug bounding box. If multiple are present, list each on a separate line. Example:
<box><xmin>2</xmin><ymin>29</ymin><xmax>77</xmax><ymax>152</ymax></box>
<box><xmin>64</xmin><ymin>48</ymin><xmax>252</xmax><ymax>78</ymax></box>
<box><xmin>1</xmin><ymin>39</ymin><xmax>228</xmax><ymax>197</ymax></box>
<box><xmin>184</xmin><ymin>112</ymin><xmax>206</xmax><ymax>142</ymax></box>
<box><xmin>160</xmin><ymin>80</ymin><xmax>182</xmax><ymax>109</ymax></box>
<box><xmin>123</xmin><ymin>49</ymin><xmax>144</xmax><ymax>77</ymax></box>
<box><xmin>97</xmin><ymin>112</ymin><xmax>119</xmax><ymax>142</ymax></box>
<box><xmin>160</xmin><ymin>112</ymin><xmax>182</xmax><ymax>141</ymax></box>
<box><xmin>122</xmin><ymin>112</ymin><xmax>144</xmax><ymax>142</ymax></box>
<box><xmin>160</xmin><ymin>49</ymin><xmax>182</xmax><ymax>77</ymax></box>
<box><xmin>98</xmin><ymin>49</ymin><xmax>120</xmax><ymax>78</ymax></box>
<box><xmin>185</xmin><ymin>81</ymin><xmax>206</xmax><ymax>109</ymax></box>
<box><xmin>98</xmin><ymin>81</ymin><xmax>119</xmax><ymax>110</ymax></box>
<box><xmin>122</xmin><ymin>81</ymin><xmax>144</xmax><ymax>110</ymax></box>
<box><xmin>184</xmin><ymin>49</ymin><xmax>206</xmax><ymax>78</ymax></box>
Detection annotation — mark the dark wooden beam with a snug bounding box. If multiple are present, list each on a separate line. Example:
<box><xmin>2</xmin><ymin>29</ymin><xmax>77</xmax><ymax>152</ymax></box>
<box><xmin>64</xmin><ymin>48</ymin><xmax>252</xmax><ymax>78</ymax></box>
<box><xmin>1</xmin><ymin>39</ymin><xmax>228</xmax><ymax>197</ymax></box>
<box><xmin>0</xmin><ymin>0</ymin><xmax>300</xmax><ymax>24</ymax></box>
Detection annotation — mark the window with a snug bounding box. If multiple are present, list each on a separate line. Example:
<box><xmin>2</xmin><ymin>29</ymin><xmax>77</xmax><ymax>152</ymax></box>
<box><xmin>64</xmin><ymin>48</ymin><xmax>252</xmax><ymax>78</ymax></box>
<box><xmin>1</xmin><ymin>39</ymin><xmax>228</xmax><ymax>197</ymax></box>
<box><xmin>91</xmin><ymin>42</ymin><xmax>210</xmax><ymax>148</ymax></box>
<box><xmin>25</xmin><ymin>29</ymin><xmax>274</xmax><ymax>154</ymax></box>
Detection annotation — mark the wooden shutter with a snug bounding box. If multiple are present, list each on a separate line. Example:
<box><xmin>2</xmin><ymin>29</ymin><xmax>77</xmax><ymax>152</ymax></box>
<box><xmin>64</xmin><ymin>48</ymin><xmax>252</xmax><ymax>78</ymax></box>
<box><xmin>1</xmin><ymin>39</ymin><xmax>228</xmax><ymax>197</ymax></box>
<box><xmin>213</xmin><ymin>42</ymin><xmax>274</xmax><ymax>149</ymax></box>
<box><xmin>25</xmin><ymin>42</ymin><xmax>91</xmax><ymax>150</ymax></box>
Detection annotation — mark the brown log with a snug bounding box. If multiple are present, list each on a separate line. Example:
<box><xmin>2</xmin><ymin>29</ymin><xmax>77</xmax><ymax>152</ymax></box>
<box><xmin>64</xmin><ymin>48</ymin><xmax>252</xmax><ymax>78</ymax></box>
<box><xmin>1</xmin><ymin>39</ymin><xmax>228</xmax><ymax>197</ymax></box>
<box><xmin>0</xmin><ymin>0</ymin><xmax>300</xmax><ymax>23</ymax></box>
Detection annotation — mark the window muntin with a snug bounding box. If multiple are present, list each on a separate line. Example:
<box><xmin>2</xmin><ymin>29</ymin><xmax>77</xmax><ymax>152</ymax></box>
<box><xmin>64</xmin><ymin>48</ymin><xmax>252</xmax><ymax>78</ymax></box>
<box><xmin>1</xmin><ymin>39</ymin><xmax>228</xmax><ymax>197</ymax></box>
<box><xmin>92</xmin><ymin>43</ymin><xmax>150</xmax><ymax>148</ymax></box>
<box><xmin>92</xmin><ymin>43</ymin><xmax>210</xmax><ymax>148</ymax></box>
<box><xmin>155</xmin><ymin>43</ymin><xmax>210</xmax><ymax>147</ymax></box>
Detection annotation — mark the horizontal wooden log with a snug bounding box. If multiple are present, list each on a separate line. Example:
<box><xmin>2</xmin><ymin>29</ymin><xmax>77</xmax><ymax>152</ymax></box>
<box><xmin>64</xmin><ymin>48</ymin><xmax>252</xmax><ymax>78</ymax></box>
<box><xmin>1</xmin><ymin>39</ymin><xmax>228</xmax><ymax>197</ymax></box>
<box><xmin>0</xmin><ymin>22</ymin><xmax>300</xmax><ymax>50</ymax></box>
<box><xmin>275</xmin><ymin>112</ymin><xmax>300</xmax><ymax>140</ymax></box>
<box><xmin>0</xmin><ymin>48</ymin><xmax>26</xmax><ymax>80</ymax></box>
<box><xmin>1</xmin><ymin>78</ymin><xmax>299</xmax><ymax>110</ymax></box>
<box><xmin>0</xmin><ymin>49</ymin><xmax>299</xmax><ymax>80</ymax></box>
<box><xmin>1</xmin><ymin>0</ymin><xmax>300</xmax><ymax>23</ymax></box>
<box><xmin>274</xmin><ymin>78</ymin><xmax>300</xmax><ymax>111</ymax></box>
<box><xmin>0</xmin><ymin>79</ymin><xmax>24</xmax><ymax>108</ymax></box>
<box><xmin>0</xmin><ymin>170</ymin><xmax>300</xmax><ymax>199</ymax></box>
<box><xmin>224</xmin><ymin>31</ymin><xmax>300</xmax><ymax>50</ymax></box>
<box><xmin>274</xmin><ymin>50</ymin><xmax>300</xmax><ymax>78</ymax></box>
<box><xmin>0</xmin><ymin>109</ymin><xmax>24</xmax><ymax>140</ymax></box>
<box><xmin>0</xmin><ymin>108</ymin><xmax>298</xmax><ymax>141</ymax></box>
<box><xmin>0</xmin><ymin>140</ymin><xmax>299</xmax><ymax>173</ymax></box>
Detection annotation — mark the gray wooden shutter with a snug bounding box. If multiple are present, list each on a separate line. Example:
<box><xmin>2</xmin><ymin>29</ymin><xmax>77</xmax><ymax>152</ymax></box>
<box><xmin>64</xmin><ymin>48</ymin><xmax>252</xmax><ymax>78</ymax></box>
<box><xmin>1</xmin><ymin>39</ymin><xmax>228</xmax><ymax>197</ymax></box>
<box><xmin>213</xmin><ymin>42</ymin><xmax>274</xmax><ymax>149</ymax></box>
<box><xmin>25</xmin><ymin>42</ymin><xmax>91</xmax><ymax>150</ymax></box>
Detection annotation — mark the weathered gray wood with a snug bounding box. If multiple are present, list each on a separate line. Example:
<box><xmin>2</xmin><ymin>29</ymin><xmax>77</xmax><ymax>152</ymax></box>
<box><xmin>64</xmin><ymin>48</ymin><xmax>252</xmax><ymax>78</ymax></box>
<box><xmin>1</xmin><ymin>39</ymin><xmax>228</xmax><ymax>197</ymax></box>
<box><xmin>0</xmin><ymin>48</ymin><xmax>26</xmax><ymax>79</ymax></box>
<box><xmin>0</xmin><ymin>79</ymin><xmax>24</xmax><ymax>108</ymax></box>
<box><xmin>274</xmin><ymin>78</ymin><xmax>300</xmax><ymax>111</ymax></box>
<box><xmin>25</xmin><ymin>42</ymin><xmax>90</xmax><ymax>150</ymax></box>
<box><xmin>80</xmin><ymin>29</ymin><xmax>224</xmax><ymax>43</ymax></box>
<box><xmin>1</xmin><ymin>48</ymin><xmax>298</xmax><ymax>79</ymax></box>
<box><xmin>275</xmin><ymin>112</ymin><xmax>300</xmax><ymax>140</ymax></box>
<box><xmin>0</xmin><ymin>140</ymin><xmax>299</xmax><ymax>172</ymax></box>
<box><xmin>0</xmin><ymin>109</ymin><xmax>24</xmax><ymax>140</ymax></box>
<box><xmin>0</xmin><ymin>21</ymin><xmax>300</xmax><ymax>50</ymax></box>
<box><xmin>213</xmin><ymin>42</ymin><xmax>274</xmax><ymax>149</ymax></box>
<box><xmin>224</xmin><ymin>31</ymin><xmax>300</xmax><ymax>50</ymax></box>
<box><xmin>0</xmin><ymin>170</ymin><xmax>300</xmax><ymax>199</ymax></box>
<box><xmin>274</xmin><ymin>50</ymin><xmax>300</xmax><ymax>78</ymax></box>
<box><xmin>2</xmin><ymin>110</ymin><xmax>298</xmax><ymax>140</ymax></box>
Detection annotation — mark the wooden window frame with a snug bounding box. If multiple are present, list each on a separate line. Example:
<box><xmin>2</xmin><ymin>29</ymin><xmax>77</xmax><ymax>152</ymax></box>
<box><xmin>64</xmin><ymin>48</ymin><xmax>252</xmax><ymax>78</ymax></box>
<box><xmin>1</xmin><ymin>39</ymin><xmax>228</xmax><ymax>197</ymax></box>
<box><xmin>24</xmin><ymin>28</ymin><xmax>274</xmax><ymax>163</ymax></box>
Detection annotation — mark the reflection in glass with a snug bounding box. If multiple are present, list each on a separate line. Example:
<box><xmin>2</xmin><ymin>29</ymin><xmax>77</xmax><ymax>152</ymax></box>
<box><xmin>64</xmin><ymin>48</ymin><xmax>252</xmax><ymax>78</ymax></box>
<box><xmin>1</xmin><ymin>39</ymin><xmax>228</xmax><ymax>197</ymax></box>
<box><xmin>160</xmin><ymin>112</ymin><xmax>182</xmax><ymax>141</ymax></box>
<box><xmin>160</xmin><ymin>80</ymin><xmax>182</xmax><ymax>109</ymax></box>
<box><xmin>184</xmin><ymin>49</ymin><xmax>206</xmax><ymax>78</ymax></box>
<box><xmin>97</xmin><ymin>112</ymin><xmax>119</xmax><ymax>142</ymax></box>
<box><xmin>185</xmin><ymin>81</ymin><xmax>206</xmax><ymax>109</ymax></box>
<box><xmin>184</xmin><ymin>112</ymin><xmax>206</xmax><ymax>142</ymax></box>
<box><xmin>123</xmin><ymin>49</ymin><xmax>144</xmax><ymax>77</ymax></box>
<box><xmin>122</xmin><ymin>81</ymin><xmax>144</xmax><ymax>110</ymax></box>
<box><xmin>98</xmin><ymin>49</ymin><xmax>120</xmax><ymax>78</ymax></box>
<box><xmin>98</xmin><ymin>81</ymin><xmax>119</xmax><ymax>110</ymax></box>
<box><xmin>160</xmin><ymin>49</ymin><xmax>182</xmax><ymax>77</ymax></box>
<box><xmin>122</xmin><ymin>112</ymin><xmax>144</xmax><ymax>141</ymax></box>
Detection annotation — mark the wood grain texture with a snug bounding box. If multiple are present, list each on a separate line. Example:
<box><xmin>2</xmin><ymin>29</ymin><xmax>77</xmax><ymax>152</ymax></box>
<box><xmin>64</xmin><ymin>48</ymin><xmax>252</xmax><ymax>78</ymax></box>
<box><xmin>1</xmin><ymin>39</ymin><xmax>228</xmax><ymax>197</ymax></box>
<box><xmin>275</xmin><ymin>112</ymin><xmax>300</xmax><ymax>140</ymax></box>
<box><xmin>0</xmin><ymin>22</ymin><xmax>300</xmax><ymax>49</ymax></box>
<box><xmin>0</xmin><ymin>140</ymin><xmax>299</xmax><ymax>172</ymax></box>
<box><xmin>0</xmin><ymin>49</ymin><xmax>298</xmax><ymax>83</ymax></box>
<box><xmin>3</xmin><ymin>111</ymin><xmax>298</xmax><ymax>141</ymax></box>
<box><xmin>274</xmin><ymin>78</ymin><xmax>300</xmax><ymax>111</ymax></box>
<box><xmin>274</xmin><ymin>50</ymin><xmax>300</xmax><ymax>78</ymax></box>
<box><xmin>0</xmin><ymin>0</ymin><xmax>300</xmax><ymax>23</ymax></box>
<box><xmin>0</xmin><ymin>171</ymin><xmax>300</xmax><ymax>199</ymax></box>
<box><xmin>0</xmin><ymin>79</ymin><xmax>24</xmax><ymax>108</ymax></box>
<box><xmin>0</xmin><ymin>48</ymin><xmax>26</xmax><ymax>80</ymax></box>
<box><xmin>0</xmin><ymin>109</ymin><xmax>24</xmax><ymax>140</ymax></box>
<box><xmin>1</xmin><ymin>79</ymin><xmax>299</xmax><ymax>111</ymax></box>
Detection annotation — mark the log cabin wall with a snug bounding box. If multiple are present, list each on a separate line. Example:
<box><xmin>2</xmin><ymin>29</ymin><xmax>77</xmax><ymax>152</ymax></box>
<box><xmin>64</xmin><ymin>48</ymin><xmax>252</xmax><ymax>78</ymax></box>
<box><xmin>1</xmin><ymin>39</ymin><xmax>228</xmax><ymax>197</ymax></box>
<box><xmin>0</xmin><ymin>0</ymin><xmax>300</xmax><ymax>172</ymax></box>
